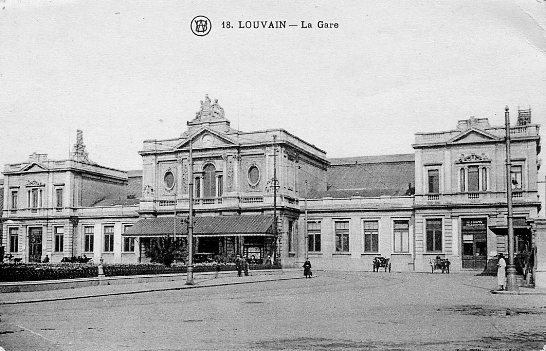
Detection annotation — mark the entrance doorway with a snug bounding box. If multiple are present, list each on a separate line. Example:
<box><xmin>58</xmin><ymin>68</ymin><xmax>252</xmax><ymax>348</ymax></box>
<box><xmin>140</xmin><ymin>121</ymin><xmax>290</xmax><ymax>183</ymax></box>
<box><xmin>29</xmin><ymin>227</ymin><xmax>43</xmax><ymax>263</ymax></box>
<box><xmin>461</xmin><ymin>218</ymin><xmax>487</xmax><ymax>270</ymax></box>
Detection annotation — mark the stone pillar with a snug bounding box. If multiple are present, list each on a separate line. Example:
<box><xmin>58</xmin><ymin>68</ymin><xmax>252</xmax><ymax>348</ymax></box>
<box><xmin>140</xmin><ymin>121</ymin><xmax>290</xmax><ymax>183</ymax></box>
<box><xmin>534</xmin><ymin>219</ymin><xmax>546</xmax><ymax>288</ymax></box>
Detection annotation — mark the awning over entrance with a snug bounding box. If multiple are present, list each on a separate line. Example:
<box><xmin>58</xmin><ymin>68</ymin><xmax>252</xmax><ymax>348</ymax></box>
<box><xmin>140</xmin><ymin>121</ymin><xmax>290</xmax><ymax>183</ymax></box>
<box><xmin>123</xmin><ymin>215</ymin><xmax>275</xmax><ymax>237</ymax></box>
<box><xmin>488</xmin><ymin>225</ymin><xmax>532</xmax><ymax>236</ymax></box>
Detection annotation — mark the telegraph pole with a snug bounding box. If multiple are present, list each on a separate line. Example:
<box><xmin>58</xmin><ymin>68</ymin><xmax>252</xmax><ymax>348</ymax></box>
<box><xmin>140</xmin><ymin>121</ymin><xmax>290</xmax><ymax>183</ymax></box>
<box><xmin>504</xmin><ymin>106</ymin><xmax>518</xmax><ymax>292</ymax></box>
<box><xmin>304</xmin><ymin>180</ymin><xmax>308</xmax><ymax>260</ymax></box>
<box><xmin>186</xmin><ymin>140</ymin><xmax>194</xmax><ymax>285</ymax></box>
<box><xmin>273</xmin><ymin>134</ymin><xmax>278</xmax><ymax>264</ymax></box>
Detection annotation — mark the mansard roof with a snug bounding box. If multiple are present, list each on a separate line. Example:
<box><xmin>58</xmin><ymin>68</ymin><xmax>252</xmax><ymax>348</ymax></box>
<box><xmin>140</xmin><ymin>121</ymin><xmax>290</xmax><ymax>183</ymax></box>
<box><xmin>309</xmin><ymin>154</ymin><xmax>415</xmax><ymax>198</ymax></box>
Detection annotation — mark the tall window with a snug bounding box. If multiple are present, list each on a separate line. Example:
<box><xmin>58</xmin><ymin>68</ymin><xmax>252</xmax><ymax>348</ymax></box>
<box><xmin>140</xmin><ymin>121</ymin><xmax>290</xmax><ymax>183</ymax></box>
<box><xmin>203</xmin><ymin>164</ymin><xmax>216</xmax><ymax>198</ymax></box>
<box><xmin>459</xmin><ymin>169</ymin><xmax>465</xmax><ymax>192</ymax></box>
<box><xmin>104</xmin><ymin>226</ymin><xmax>114</xmax><ymax>252</ymax></box>
<box><xmin>335</xmin><ymin>221</ymin><xmax>350</xmax><ymax>252</ymax></box>
<box><xmin>31</xmin><ymin>189</ymin><xmax>39</xmax><ymax>208</ymax></box>
<box><xmin>393</xmin><ymin>220</ymin><xmax>409</xmax><ymax>253</ymax></box>
<box><xmin>481</xmin><ymin>167</ymin><xmax>488</xmax><ymax>191</ymax></box>
<box><xmin>10</xmin><ymin>191</ymin><xmax>18</xmax><ymax>210</ymax></box>
<box><xmin>56</xmin><ymin>188</ymin><xmax>63</xmax><ymax>208</ymax></box>
<box><xmin>54</xmin><ymin>227</ymin><xmax>64</xmax><ymax>252</ymax></box>
<box><xmin>428</xmin><ymin>169</ymin><xmax>439</xmax><ymax>193</ymax></box>
<box><xmin>307</xmin><ymin>221</ymin><xmax>321</xmax><ymax>252</ymax></box>
<box><xmin>467</xmin><ymin>166</ymin><xmax>479</xmax><ymax>192</ymax></box>
<box><xmin>9</xmin><ymin>228</ymin><xmax>18</xmax><ymax>253</ymax></box>
<box><xmin>363</xmin><ymin>221</ymin><xmax>379</xmax><ymax>253</ymax></box>
<box><xmin>84</xmin><ymin>226</ymin><xmax>94</xmax><ymax>252</ymax></box>
<box><xmin>217</xmin><ymin>175</ymin><xmax>223</xmax><ymax>197</ymax></box>
<box><xmin>195</xmin><ymin>177</ymin><xmax>201</xmax><ymax>198</ymax></box>
<box><xmin>511</xmin><ymin>165</ymin><xmax>522</xmax><ymax>190</ymax></box>
<box><xmin>287</xmin><ymin>220</ymin><xmax>294</xmax><ymax>252</ymax></box>
<box><xmin>123</xmin><ymin>225</ymin><xmax>135</xmax><ymax>252</ymax></box>
<box><xmin>426</xmin><ymin>219</ymin><xmax>442</xmax><ymax>252</ymax></box>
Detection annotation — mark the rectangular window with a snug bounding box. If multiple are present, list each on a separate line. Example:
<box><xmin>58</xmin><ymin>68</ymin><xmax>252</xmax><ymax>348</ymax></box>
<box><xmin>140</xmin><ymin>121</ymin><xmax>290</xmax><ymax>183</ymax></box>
<box><xmin>334</xmin><ymin>221</ymin><xmax>350</xmax><ymax>252</ymax></box>
<box><xmin>195</xmin><ymin>177</ymin><xmax>201</xmax><ymax>198</ymax></box>
<box><xmin>31</xmin><ymin>189</ymin><xmax>39</xmax><ymax>208</ymax></box>
<box><xmin>481</xmin><ymin>167</ymin><xmax>488</xmax><ymax>191</ymax></box>
<box><xmin>9</xmin><ymin>228</ymin><xmax>18</xmax><ymax>253</ymax></box>
<box><xmin>104</xmin><ymin>226</ymin><xmax>114</xmax><ymax>252</ymax></box>
<box><xmin>307</xmin><ymin>221</ymin><xmax>321</xmax><ymax>252</ymax></box>
<box><xmin>287</xmin><ymin>220</ymin><xmax>294</xmax><ymax>252</ymax></box>
<box><xmin>511</xmin><ymin>165</ymin><xmax>522</xmax><ymax>190</ymax></box>
<box><xmin>56</xmin><ymin>188</ymin><xmax>63</xmax><ymax>208</ymax></box>
<box><xmin>84</xmin><ymin>226</ymin><xmax>94</xmax><ymax>252</ymax></box>
<box><xmin>426</xmin><ymin>219</ymin><xmax>442</xmax><ymax>252</ymax></box>
<box><xmin>123</xmin><ymin>237</ymin><xmax>135</xmax><ymax>252</ymax></box>
<box><xmin>459</xmin><ymin>169</ymin><xmax>465</xmax><ymax>192</ymax></box>
<box><xmin>428</xmin><ymin>169</ymin><xmax>439</xmax><ymax>193</ymax></box>
<box><xmin>468</xmin><ymin>166</ymin><xmax>479</xmax><ymax>192</ymax></box>
<box><xmin>363</xmin><ymin>221</ymin><xmax>379</xmax><ymax>253</ymax></box>
<box><xmin>11</xmin><ymin>191</ymin><xmax>18</xmax><ymax>210</ymax></box>
<box><xmin>217</xmin><ymin>175</ymin><xmax>223</xmax><ymax>197</ymax></box>
<box><xmin>123</xmin><ymin>225</ymin><xmax>134</xmax><ymax>252</ymax></box>
<box><xmin>54</xmin><ymin>227</ymin><xmax>64</xmax><ymax>252</ymax></box>
<box><xmin>393</xmin><ymin>220</ymin><xmax>410</xmax><ymax>253</ymax></box>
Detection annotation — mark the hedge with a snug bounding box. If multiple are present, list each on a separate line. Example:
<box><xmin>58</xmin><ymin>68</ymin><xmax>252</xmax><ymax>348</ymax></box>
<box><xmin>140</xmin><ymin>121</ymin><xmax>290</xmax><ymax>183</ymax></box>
<box><xmin>0</xmin><ymin>263</ymin><xmax>98</xmax><ymax>282</ymax></box>
<box><xmin>0</xmin><ymin>262</ymin><xmax>281</xmax><ymax>282</ymax></box>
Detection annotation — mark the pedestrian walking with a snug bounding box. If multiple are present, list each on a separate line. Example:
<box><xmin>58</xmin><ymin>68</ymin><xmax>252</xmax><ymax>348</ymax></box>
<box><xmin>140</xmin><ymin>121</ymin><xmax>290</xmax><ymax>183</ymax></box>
<box><xmin>244</xmin><ymin>259</ymin><xmax>249</xmax><ymax>276</ymax></box>
<box><xmin>497</xmin><ymin>253</ymin><xmax>506</xmax><ymax>291</ymax></box>
<box><xmin>235</xmin><ymin>255</ymin><xmax>243</xmax><ymax>277</ymax></box>
<box><xmin>214</xmin><ymin>260</ymin><xmax>221</xmax><ymax>279</ymax></box>
<box><xmin>303</xmin><ymin>258</ymin><xmax>312</xmax><ymax>278</ymax></box>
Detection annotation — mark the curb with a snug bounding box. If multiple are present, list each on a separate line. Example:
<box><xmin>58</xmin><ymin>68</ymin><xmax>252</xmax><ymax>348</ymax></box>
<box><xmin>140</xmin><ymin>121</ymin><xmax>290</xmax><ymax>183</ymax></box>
<box><xmin>0</xmin><ymin>275</ymin><xmax>303</xmax><ymax>305</ymax></box>
<box><xmin>490</xmin><ymin>289</ymin><xmax>546</xmax><ymax>296</ymax></box>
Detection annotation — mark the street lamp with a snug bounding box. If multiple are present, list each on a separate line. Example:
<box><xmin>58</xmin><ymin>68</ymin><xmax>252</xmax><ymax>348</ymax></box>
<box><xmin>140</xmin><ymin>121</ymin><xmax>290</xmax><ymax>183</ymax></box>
<box><xmin>186</xmin><ymin>139</ymin><xmax>195</xmax><ymax>285</ymax></box>
<box><xmin>504</xmin><ymin>106</ymin><xmax>519</xmax><ymax>292</ymax></box>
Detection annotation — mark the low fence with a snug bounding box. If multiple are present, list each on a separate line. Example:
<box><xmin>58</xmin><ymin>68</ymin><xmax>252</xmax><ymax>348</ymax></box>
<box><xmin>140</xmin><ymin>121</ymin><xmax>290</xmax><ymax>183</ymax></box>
<box><xmin>0</xmin><ymin>262</ymin><xmax>282</xmax><ymax>282</ymax></box>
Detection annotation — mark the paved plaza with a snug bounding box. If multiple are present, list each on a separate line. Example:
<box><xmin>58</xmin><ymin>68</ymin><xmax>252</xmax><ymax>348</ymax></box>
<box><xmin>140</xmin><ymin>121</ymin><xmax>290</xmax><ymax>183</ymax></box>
<box><xmin>1</xmin><ymin>270</ymin><xmax>546</xmax><ymax>351</ymax></box>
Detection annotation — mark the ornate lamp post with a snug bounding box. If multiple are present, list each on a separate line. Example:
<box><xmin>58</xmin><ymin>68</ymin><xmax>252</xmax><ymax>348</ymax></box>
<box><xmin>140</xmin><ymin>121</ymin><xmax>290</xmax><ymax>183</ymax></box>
<box><xmin>504</xmin><ymin>106</ymin><xmax>519</xmax><ymax>292</ymax></box>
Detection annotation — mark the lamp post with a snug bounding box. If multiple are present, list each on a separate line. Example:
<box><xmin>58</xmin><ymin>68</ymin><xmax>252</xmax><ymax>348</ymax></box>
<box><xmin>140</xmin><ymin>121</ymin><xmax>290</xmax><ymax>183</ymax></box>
<box><xmin>272</xmin><ymin>134</ymin><xmax>278</xmax><ymax>264</ymax></box>
<box><xmin>186</xmin><ymin>139</ymin><xmax>194</xmax><ymax>285</ymax></box>
<box><xmin>504</xmin><ymin>106</ymin><xmax>519</xmax><ymax>292</ymax></box>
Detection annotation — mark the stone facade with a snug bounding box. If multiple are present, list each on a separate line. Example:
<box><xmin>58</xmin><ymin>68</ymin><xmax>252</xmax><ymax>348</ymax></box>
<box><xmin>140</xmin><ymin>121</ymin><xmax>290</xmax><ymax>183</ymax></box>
<box><xmin>1</xmin><ymin>133</ymin><xmax>139</xmax><ymax>263</ymax></box>
<box><xmin>0</xmin><ymin>100</ymin><xmax>542</xmax><ymax>281</ymax></box>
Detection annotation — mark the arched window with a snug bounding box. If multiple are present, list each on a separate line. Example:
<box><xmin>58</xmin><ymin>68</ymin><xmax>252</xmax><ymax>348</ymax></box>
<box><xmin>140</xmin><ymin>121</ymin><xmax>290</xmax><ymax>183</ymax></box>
<box><xmin>203</xmin><ymin>164</ymin><xmax>216</xmax><ymax>198</ymax></box>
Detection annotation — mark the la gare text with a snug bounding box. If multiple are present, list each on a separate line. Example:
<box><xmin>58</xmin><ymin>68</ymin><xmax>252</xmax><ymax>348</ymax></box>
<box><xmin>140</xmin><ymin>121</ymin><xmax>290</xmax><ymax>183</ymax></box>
<box><xmin>221</xmin><ymin>21</ymin><xmax>339</xmax><ymax>29</ymax></box>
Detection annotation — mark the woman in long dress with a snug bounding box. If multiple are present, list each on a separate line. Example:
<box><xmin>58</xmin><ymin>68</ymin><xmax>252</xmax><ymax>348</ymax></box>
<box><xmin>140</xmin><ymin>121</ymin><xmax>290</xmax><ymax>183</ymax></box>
<box><xmin>497</xmin><ymin>253</ymin><xmax>506</xmax><ymax>291</ymax></box>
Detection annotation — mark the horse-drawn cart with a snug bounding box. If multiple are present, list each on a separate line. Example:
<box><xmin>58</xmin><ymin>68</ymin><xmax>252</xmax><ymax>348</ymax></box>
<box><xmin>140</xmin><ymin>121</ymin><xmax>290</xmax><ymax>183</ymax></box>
<box><xmin>430</xmin><ymin>256</ymin><xmax>450</xmax><ymax>273</ymax></box>
<box><xmin>373</xmin><ymin>256</ymin><xmax>391</xmax><ymax>272</ymax></box>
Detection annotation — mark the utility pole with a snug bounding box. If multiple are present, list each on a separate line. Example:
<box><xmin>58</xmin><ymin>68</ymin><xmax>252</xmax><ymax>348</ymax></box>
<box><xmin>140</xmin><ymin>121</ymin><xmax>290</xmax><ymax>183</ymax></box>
<box><xmin>186</xmin><ymin>140</ymin><xmax>194</xmax><ymax>285</ymax></box>
<box><xmin>304</xmin><ymin>180</ymin><xmax>308</xmax><ymax>260</ymax></box>
<box><xmin>273</xmin><ymin>134</ymin><xmax>278</xmax><ymax>264</ymax></box>
<box><xmin>504</xmin><ymin>106</ymin><xmax>519</xmax><ymax>292</ymax></box>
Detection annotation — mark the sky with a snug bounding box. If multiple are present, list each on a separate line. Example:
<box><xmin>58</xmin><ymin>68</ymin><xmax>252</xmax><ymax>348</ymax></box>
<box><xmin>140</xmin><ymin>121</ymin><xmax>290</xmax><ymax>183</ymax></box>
<box><xmin>0</xmin><ymin>0</ymin><xmax>545</xmax><ymax>173</ymax></box>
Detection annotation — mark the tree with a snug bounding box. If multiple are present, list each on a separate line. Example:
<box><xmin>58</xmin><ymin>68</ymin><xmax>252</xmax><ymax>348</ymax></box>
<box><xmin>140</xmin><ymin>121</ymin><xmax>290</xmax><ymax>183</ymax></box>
<box><xmin>145</xmin><ymin>237</ymin><xmax>187</xmax><ymax>267</ymax></box>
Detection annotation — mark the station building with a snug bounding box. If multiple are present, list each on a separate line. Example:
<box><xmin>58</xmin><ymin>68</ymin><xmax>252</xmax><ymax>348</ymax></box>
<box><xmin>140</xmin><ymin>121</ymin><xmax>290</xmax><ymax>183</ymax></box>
<box><xmin>1</xmin><ymin>96</ymin><xmax>542</xmax><ymax>276</ymax></box>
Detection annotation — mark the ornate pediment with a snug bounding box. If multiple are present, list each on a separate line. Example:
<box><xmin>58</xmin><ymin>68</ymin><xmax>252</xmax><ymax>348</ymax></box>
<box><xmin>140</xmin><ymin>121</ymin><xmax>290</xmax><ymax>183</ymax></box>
<box><xmin>175</xmin><ymin>128</ymin><xmax>236</xmax><ymax>150</ymax></box>
<box><xmin>455</xmin><ymin>153</ymin><xmax>491</xmax><ymax>164</ymax></box>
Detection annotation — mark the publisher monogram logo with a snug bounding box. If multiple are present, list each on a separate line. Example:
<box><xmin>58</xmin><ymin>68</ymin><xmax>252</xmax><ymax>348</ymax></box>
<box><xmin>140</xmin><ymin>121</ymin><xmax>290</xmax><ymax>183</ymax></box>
<box><xmin>191</xmin><ymin>16</ymin><xmax>211</xmax><ymax>36</ymax></box>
